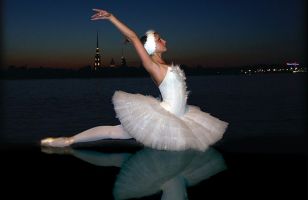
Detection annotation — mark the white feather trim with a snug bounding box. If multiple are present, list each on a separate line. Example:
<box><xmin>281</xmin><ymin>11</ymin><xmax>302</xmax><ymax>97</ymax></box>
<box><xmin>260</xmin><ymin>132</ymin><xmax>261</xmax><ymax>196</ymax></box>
<box><xmin>144</xmin><ymin>30</ymin><xmax>156</xmax><ymax>55</ymax></box>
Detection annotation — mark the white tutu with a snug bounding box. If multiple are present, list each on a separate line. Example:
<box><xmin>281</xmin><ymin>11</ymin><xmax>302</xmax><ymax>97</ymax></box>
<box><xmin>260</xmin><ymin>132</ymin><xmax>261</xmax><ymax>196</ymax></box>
<box><xmin>112</xmin><ymin>65</ymin><xmax>228</xmax><ymax>151</ymax></box>
<box><xmin>112</xmin><ymin>92</ymin><xmax>228</xmax><ymax>152</ymax></box>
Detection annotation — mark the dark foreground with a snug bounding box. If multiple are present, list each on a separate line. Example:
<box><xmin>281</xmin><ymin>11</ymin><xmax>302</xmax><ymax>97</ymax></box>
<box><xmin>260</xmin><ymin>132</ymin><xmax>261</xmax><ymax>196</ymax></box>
<box><xmin>1</xmin><ymin>73</ymin><xmax>306</xmax><ymax>199</ymax></box>
<box><xmin>1</xmin><ymin>135</ymin><xmax>306</xmax><ymax>200</ymax></box>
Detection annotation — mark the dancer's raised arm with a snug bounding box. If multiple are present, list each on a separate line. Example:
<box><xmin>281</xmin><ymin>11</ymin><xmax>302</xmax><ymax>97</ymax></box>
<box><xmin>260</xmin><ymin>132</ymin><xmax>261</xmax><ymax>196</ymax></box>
<box><xmin>91</xmin><ymin>9</ymin><xmax>160</xmax><ymax>75</ymax></box>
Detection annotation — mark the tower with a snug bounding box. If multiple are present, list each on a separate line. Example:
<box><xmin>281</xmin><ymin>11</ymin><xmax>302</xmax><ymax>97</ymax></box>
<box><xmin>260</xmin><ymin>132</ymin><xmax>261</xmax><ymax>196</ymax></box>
<box><xmin>121</xmin><ymin>42</ymin><xmax>127</xmax><ymax>67</ymax></box>
<box><xmin>121</xmin><ymin>55</ymin><xmax>127</xmax><ymax>67</ymax></box>
<box><xmin>94</xmin><ymin>32</ymin><xmax>102</xmax><ymax>70</ymax></box>
<box><xmin>110</xmin><ymin>58</ymin><xmax>116</xmax><ymax>67</ymax></box>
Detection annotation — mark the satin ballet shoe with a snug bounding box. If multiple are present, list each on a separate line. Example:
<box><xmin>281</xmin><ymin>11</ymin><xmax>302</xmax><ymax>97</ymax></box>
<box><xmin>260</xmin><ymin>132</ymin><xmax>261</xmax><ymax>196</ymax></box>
<box><xmin>40</xmin><ymin>137</ymin><xmax>74</xmax><ymax>147</ymax></box>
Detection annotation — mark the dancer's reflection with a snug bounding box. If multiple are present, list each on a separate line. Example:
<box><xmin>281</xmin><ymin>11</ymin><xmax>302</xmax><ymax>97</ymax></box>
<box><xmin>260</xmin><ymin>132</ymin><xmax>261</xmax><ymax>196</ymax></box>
<box><xmin>42</xmin><ymin>147</ymin><xmax>227</xmax><ymax>200</ymax></box>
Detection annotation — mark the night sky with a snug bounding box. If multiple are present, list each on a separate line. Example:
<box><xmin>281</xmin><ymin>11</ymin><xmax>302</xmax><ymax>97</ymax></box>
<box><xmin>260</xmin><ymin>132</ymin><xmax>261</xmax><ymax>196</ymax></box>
<box><xmin>3</xmin><ymin>0</ymin><xmax>307</xmax><ymax>69</ymax></box>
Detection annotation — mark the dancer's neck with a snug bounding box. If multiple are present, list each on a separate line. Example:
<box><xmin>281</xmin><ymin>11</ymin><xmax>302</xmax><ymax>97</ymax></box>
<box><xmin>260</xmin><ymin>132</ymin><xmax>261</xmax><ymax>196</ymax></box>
<box><xmin>151</xmin><ymin>53</ymin><xmax>166</xmax><ymax>65</ymax></box>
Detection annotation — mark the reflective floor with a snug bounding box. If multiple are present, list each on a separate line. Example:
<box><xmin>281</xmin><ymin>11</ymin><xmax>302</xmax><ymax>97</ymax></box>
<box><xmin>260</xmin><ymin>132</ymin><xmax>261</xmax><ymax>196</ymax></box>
<box><xmin>1</xmin><ymin>137</ymin><xmax>306</xmax><ymax>200</ymax></box>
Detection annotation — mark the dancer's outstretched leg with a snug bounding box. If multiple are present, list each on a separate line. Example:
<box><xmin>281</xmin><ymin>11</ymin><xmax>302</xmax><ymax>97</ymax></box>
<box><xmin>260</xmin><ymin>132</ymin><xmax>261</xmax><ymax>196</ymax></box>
<box><xmin>41</xmin><ymin>124</ymin><xmax>132</xmax><ymax>147</ymax></box>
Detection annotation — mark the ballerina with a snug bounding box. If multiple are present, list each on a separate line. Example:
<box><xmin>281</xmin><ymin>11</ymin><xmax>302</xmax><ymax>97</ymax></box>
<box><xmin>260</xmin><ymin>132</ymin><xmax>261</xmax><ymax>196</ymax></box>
<box><xmin>41</xmin><ymin>8</ymin><xmax>228</xmax><ymax>151</ymax></box>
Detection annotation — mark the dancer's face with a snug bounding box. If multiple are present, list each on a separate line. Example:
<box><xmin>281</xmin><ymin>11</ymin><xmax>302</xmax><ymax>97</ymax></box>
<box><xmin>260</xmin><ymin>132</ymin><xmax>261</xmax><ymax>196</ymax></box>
<box><xmin>154</xmin><ymin>33</ymin><xmax>167</xmax><ymax>53</ymax></box>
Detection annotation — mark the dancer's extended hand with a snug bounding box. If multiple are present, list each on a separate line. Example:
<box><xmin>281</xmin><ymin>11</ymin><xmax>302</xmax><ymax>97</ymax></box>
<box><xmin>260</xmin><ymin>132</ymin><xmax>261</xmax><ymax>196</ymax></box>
<box><xmin>91</xmin><ymin>9</ymin><xmax>112</xmax><ymax>20</ymax></box>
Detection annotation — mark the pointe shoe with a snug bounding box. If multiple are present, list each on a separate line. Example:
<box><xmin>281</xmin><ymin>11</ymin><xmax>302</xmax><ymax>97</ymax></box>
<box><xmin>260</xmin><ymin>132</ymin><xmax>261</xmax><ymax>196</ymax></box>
<box><xmin>40</xmin><ymin>137</ymin><xmax>74</xmax><ymax>148</ymax></box>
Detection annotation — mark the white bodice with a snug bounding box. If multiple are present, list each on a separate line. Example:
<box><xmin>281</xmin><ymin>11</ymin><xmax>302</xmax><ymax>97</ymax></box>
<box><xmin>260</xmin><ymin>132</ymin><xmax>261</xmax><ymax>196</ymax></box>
<box><xmin>158</xmin><ymin>65</ymin><xmax>189</xmax><ymax>116</ymax></box>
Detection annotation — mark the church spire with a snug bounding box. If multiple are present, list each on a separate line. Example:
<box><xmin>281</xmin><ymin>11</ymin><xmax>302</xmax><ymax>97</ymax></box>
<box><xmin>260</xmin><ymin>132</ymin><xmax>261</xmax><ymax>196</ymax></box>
<box><xmin>94</xmin><ymin>31</ymin><xmax>102</xmax><ymax>70</ymax></box>
<box><xmin>96</xmin><ymin>31</ymin><xmax>99</xmax><ymax>48</ymax></box>
<box><xmin>121</xmin><ymin>39</ymin><xmax>127</xmax><ymax>67</ymax></box>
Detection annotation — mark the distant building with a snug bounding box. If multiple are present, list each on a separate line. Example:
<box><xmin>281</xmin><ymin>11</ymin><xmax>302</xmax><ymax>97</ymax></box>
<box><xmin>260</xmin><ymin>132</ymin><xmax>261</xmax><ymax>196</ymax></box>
<box><xmin>110</xmin><ymin>58</ymin><xmax>116</xmax><ymax>67</ymax></box>
<box><xmin>121</xmin><ymin>56</ymin><xmax>127</xmax><ymax>67</ymax></box>
<box><xmin>121</xmin><ymin>45</ymin><xmax>127</xmax><ymax>67</ymax></box>
<box><xmin>94</xmin><ymin>32</ymin><xmax>102</xmax><ymax>70</ymax></box>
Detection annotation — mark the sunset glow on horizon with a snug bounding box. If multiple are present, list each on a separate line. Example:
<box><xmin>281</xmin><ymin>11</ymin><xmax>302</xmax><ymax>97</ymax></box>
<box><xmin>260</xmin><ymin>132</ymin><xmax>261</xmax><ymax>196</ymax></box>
<box><xmin>3</xmin><ymin>0</ymin><xmax>307</xmax><ymax>69</ymax></box>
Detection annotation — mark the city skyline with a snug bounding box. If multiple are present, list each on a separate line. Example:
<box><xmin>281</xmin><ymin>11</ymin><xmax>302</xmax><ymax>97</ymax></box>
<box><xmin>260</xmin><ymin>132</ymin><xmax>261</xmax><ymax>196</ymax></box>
<box><xmin>3</xmin><ymin>0</ymin><xmax>307</xmax><ymax>69</ymax></box>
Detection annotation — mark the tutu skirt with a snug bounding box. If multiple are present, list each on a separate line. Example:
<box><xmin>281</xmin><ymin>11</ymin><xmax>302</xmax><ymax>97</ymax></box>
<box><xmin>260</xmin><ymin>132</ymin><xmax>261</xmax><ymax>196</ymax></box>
<box><xmin>112</xmin><ymin>91</ymin><xmax>228</xmax><ymax>151</ymax></box>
